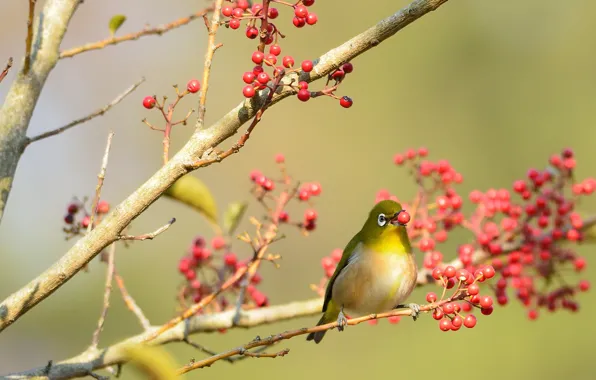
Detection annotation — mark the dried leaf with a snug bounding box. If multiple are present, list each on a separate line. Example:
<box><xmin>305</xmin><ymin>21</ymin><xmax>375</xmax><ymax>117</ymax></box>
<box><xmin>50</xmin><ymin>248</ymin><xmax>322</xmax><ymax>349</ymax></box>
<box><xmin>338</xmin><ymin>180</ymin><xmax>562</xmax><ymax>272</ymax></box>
<box><xmin>164</xmin><ymin>175</ymin><xmax>218</xmax><ymax>225</ymax></box>
<box><xmin>223</xmin><ymin>201</ymin><xmax>248</xmax><ymax>235</ymax></box>
<box><xmin>108</xmin><ymin>14</ymin><xmax>127</xmax><ymax>36</ymax></box>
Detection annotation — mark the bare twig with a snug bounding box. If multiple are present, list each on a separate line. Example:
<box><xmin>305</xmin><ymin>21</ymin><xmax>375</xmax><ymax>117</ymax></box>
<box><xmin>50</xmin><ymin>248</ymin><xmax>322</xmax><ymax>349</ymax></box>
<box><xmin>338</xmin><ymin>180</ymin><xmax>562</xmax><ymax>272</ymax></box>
<box><xmin>26</xmin><ymin>79</ymin><xmax>144</xmax><ymax>145</ymax></box>
<box><xmin>91</xmin><ymin>244</ymin><xmax>116</xmax><ymax>348</ymax></box>
<box><xmin>183</xmin><ymin>338</ymin><xmax>273</xmax><ymax>364</ymax></box>
<box><xmin>59</xmin><ymin>7</ymin><xmax>215</xmax><ymax>59</ymax></box>
<box><xmin>196</xmin><ymin>0</ymin><xmax>226</xmax><ymax>128</ymax></box>
<box><xmin>177</xmin><ymin>296</ymin><xmax>461</xmax><ymax>374</ymax></box>
<box><xmin>117</xmin><ymin>218</ymin><xmax>176</xmax><ymax>241</ymax></box>
<box><xmin>190</xmin><ymin>74</ymin><xmax>284</xmax><ymax>169</ymax></box>
<box><xmin>87</xmin><ymin>131</ymin><xmax>115</xmax><ymax>234</ymax></box>
<box><xmin>0</xmin><ymin>0</ymin><xmax>455</xmax><ymax>335</ymax></box>
<box><xmin>0</xmin><ymin>57</ymin><xmax>13</xmax><ymax>83</ymax></box>
<box><xmin>114</xmin><ymin>272</ymin><xmax>152</xmax><ymax>330</ymax></box>
<box><xmin>23</xmin><ymin>0</ymin><xmax>36</xmax><ymax>74</ymax></box>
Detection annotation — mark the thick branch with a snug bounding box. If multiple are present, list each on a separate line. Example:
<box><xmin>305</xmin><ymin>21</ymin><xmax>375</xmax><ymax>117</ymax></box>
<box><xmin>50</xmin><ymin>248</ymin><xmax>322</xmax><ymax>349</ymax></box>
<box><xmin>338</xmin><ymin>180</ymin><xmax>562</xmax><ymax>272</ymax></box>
<box><xmin>0</xmin><ymin>0</ymin><xmax>80</xmax><ymax>222</ymax></box>
<box><xmin>0</xmin><ymin>0</ymin><xmax>451</xmax><ymax>334</ymax></box>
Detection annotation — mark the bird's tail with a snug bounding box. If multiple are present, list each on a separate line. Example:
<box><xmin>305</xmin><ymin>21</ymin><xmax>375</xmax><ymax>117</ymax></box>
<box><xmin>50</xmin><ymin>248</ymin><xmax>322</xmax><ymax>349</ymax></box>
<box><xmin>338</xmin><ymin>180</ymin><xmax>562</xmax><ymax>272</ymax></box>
<box><xmin>306</xmin><ymin>302</ymin><xmax>339</xmax><ymax>344</ymax></box>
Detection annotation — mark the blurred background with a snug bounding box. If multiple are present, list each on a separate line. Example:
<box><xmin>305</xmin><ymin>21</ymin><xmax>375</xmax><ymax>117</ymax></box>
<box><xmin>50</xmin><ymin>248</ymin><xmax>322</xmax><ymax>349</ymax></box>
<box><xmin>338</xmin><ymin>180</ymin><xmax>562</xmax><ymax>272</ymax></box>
<box><xmin>2</xmin><ymin>0</ymin><xmax>596</xmax><ymax>378</ymax></box>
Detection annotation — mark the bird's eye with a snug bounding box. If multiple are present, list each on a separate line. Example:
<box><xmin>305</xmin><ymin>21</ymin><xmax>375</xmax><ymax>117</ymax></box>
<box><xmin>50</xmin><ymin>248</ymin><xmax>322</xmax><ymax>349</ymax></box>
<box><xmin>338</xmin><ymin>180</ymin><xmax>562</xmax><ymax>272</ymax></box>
<box><xmin>377</xmin><ymin>213</ymin><xmax>387</xmax><ymax>227</ymax></box>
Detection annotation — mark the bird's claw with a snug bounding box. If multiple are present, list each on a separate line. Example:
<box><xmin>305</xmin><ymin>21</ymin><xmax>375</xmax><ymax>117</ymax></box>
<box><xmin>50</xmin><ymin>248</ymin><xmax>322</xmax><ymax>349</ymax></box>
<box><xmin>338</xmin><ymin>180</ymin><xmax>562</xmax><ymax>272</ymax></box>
<box><xmin>337</xmin><ymin>309</ymin><xmax>348</xmax><ymax>332</ymax></box>
<box><xmin>396</xmin><ymin>303</ymin><xmax>421</xmax><ymax>321</ymax></box>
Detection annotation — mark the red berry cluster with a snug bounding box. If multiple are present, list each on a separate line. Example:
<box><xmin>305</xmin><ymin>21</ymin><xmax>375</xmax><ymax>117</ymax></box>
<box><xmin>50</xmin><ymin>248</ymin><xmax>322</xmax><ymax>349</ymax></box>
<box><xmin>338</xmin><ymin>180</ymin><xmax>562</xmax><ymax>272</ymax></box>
<box><xmin>177</xmin><ymin>154</ymin><xmax>322</xmax><ymax>327</ymax></box>
<box><xmin>394</xmin><ymin>147</ymin><xmax>592</xmax><ymax>320</ymax></box>
<box><xmin>62</xmin><ymin>199</ymin><xmax>110</xmax><ymax>237</ymax></box>
<box><xmin>221</xmin><ymin>1</ymin><xmax>353</xmax><ymax>107</ymax></box>
<box><xmin>427</xmin><ymin>265</ymin><xmax>495</xmax><ymax>331</ymax></box>
<box><xmin>177</xmin><ymin>235</ymin><xmax>268</xmax><ymax>317</ymax></box>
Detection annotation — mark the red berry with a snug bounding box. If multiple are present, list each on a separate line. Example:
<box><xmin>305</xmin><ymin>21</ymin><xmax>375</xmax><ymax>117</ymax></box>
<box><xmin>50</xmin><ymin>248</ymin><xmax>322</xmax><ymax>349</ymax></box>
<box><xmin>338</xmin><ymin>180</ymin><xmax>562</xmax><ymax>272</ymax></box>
<box><xmin>222</xmin><ymin>6</ymin><xmax>233</xmax><ymax>17</ymax></box>
<box><xmin>246</xmin><ymin>26</ymin><xmax>259</xmax><ymax>39</ymax></box>
<box><xmin>299</xmin><ymin>189</ymin><xmax>310</xmax><ymax>201</ymax></box>
<box><xmin>306</xmin><ymin>13</ymin><xmax>318</xmax><ymax>25</ymax></box>
<box><xmin>178</xmin><ymin>258</ymin><xmax>191</xmax><ymax>274</ymax></box>
<box><xmin>443</xmin><ymin>266</ymin><xmax>456</xmax><ymax>278</ymax></box>
<box><xmin>275</xmin><ymin>153</ymin><xmax>285</xmax><ymax>163</ymax></box>
<box><xmin>321</xmin><ymin>256</ymin><xmax>334</xmax><ymax>270</ymax></box>
<box><xmin>301</xmin><ymin>60</ymin><xmax>314</xmax><ymax>72</ymax></box>
<box><xmin>426</xmin><ymin>292</ymin><xmax>437</xmax><ymax>303</ymax></box>
<box><xmin>394</xmin><ymin>154</ymin><xmax>405</xmax><ymax>165</ymax></box>
<box><xmin>342</xmin><ymin>62</ymin><xmax>353</xmax><ymax>73</ymax></box>
<box><xmin>64</xmin><ymin>214</ymin><xmax>74</xmax><ymax>224</ymax></box>
<box><xmin>439</xmin><ymin>318</ymin><xmax>452</xmax><ymax>331</ymax></box>
<box><xmin>142</xmin><ymin>96</ymin><xmax>156</xmax><ymax>109</ymax></box>
<box><xmin>229</xmin><ymin>19</ymin><xmax>240</xmax><ymax>29</ymax></box>
<box><xmin>309</xmin><ymin>182</ymin><xmax>322</xmax><ymax>195</ymax></box>
<box><xmin>463</xmin><ymin>314</ymin><xmax>477</xmax><ymax>328</ymax></box>
<box><xmin>331</xmin><ymin>249</ymin><xmax>343</xmax><ymax>262</ymax></box>
<box><xmin>232</xmin><ymin>8</ymin><xmax>244</xmax><ymax>18</ymax></box>
<box><xmin>67</xmin><ymin>203</ymin><xmax>79</xmax><ymax>214</ymax></box>
<box><xmin>303</xmin><ymin>0</ymin><xmax>315</xmax><ymax>5</ymax></box>
<box><xmin>304</xmin><ymin>209</ymin><xmax>317</xmax><ymax>222</ymax></box>
<box><xmin>211</xmin><ymin>236</ymin><xmax>226</xmax><ymax>250</ymax></box>
<box><xmin>268</xmin><ymin>7</ymin><xmax>279</xmax><ymax>18</ymax></box>
<box><xmin>297</xmin><ymin>89</ymin><xmax>310</xmax><ymax>102</ymax></box>
<box><xmin>479</xmin><ymin>295</ymin><xmax>493</xmax><ymax>309</ymax></box>
<box><xmin>282</xmin><ymin>56</ymin><xmax>295</xmax><ymax>68</ymax></box>
<box><xmin>269</xmin><ymin>44</ymin><xmax>281</xmax><ymax>56</ymax></box>
<box><xmin>339</xmin><ymin>96</ymin><xmax>353</xmax><ymax>108</ymax></box>
<box><xmin>243</xmin><ymin>85</ymin><xmax>256</xmax><ymax>98</ymax></box>
<box><xmin>223</xmin><ymin>252</ymin><xmax>237</xmax><ymax>267</ymax></box>
<box><xmin>433</xmin><ymin>308</ymin><xmax>444</xmax><ymax>320</ymax></box>
<box><xmin>293</xmin><ymin>17</ymin><xmax>306</xmax><ymax>28</ymax></box>
<box><xmin>252</xmin><ymin>51</ymin><xmax>265</xmax><ymax>64</ymax></box>
<box><xmin>467</xmin><ymin>283</ymin><xmax>480</xmax><ymax>295</ymax></box>
<box><xmin>265</xmin><ymin>54</ymin><xmax>277</xmax><ymax>65</ymax></box>
<box><xmin>574</xmin><ymin>257</ymin><xmax>586</xmax><ymax>271</ymax></box>
<box><xmin>97</xmin><ymin>200</ymin><xmax>110</xmax><ymax>214</ymax></box>
<box><xmin>81</xmin><ymin>215</ymin><xmax>90</xmax><ymax>228</ymax></box>
<box><xmin>397</xmin><ymin>210</ymin><xmax>411</xmax><ymax>225</ymax></box>
<box><xmin>294</xmin><ymin>5</ymin><xmax>308</xmax><ymax>18</ymax></box>
<box><xmin>482</xmin><ymin>265</ymin><xmax>496</xmax><ymax>279</ymax></box>
<box><xmin>187</xmin><ymin>79</ymin><xmax>200</xmax><ymax>93</ymax></box>
<box><xmin>279</xmin><ymin>211</ymin><xmax>289</xmax><ymax>222</ymax></box>
<box><xmin>243</xmin><ymin>71</ymin><xmax>255</xmax><ymax>84</ymax></box>
<box><xmin>452</xmin><ymin>315</ymin><xmax>463</xmax><ymax>328</ymax></box>
<box><xmin>431</xmin><ymin>267</ymin><xmax>443</xmax><ymax>280</ymax></box>
<box><xmin>578</xmin><ymin>280</ymin><xmax>590</xmax><ymax>292</ymax></box>
<box><xmin>442</xmin><ymin>302</ymin><xmax>455</xmax><ymax>314</ymax></box>
<box><xmin>251</xmin><ymin>3</ymin><xmax>263</xmax><ymax>15</ymax></box>
<box><xmin>256</xmin><ymin>72</ymin><xmax>270</xmax><ymax>84</ymax></box>
<box><xmin>388</xmin><ymin>316</ymin><xmax>401</xmax><ymax>324</ymax></box>
<box><xmin>528</xmin><ymin>309</ymin><xmax>539</xmax><ymax>320</ymax></box>
<box><xmin>185</xmin><ymin>270</ymin><xmax>196</xmax><ymax>280</ymax></box>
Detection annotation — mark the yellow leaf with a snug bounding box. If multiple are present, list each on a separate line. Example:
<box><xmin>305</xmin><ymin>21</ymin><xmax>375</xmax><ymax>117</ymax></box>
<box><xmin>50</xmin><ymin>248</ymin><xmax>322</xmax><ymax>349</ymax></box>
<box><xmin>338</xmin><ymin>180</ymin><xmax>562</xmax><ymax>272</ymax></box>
<box><xmin>108</xmin><ymin>15</ymin><xmax>127</xmax><ymax>36</ymax></box>
<box><xmin>223</xmin><ymin>201</ymin><xmax>248</xmax><ymax>235</ymax></box>
<box><xmin>164</xmin><ymin>175</ymin><xmax>218</xmax><ymax>226</ymax></box>
<box><xmin>122</xmin><ymin>344</ymin><xmax>178</xmax><ymax>380</ymax></box>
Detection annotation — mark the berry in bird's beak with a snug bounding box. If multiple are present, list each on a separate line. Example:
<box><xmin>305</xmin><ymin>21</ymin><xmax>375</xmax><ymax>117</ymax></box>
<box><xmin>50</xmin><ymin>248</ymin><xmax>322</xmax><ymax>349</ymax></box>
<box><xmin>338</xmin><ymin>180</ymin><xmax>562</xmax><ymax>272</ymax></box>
<box><xmin>391</xmin><ymin>210</ymin><xmax>411</xmax><ymax>226</ymax></box>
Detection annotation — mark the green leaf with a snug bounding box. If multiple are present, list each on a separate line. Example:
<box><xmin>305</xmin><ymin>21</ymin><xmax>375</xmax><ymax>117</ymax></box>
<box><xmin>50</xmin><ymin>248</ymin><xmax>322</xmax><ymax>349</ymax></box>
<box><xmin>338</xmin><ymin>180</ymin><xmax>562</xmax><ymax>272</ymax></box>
<box><xmin>223</xmin><ymin>201</ymin><xmax>248</xmax><ymax>235</ymax></box>
<box><xmin>108</xmin><ymin>14</ymin><xmax>127</xmax><ymax>36</ymax></box>
<box><xmin>122</xmin><ymin>344</ymin><xmax>178</xmax><ymax>380</ymax></box>
<box><xmin>163</xmin><ymin>175</ymin><xmax>218</xmax><ymax>226</ymax></box>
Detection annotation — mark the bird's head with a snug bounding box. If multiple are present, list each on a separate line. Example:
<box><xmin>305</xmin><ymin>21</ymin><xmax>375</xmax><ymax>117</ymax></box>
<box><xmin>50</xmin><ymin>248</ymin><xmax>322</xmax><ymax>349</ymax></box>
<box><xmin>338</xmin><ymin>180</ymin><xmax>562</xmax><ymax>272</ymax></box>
<box><xmin>360</xmin><ymin>200</ymin><xmax>412</xmax><ymax>252</ymax></box>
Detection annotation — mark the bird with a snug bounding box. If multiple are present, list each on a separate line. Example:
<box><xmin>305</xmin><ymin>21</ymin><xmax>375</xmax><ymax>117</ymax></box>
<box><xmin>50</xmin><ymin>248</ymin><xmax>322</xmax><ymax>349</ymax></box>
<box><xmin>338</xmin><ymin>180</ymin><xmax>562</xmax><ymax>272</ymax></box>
<box><xmin>306</xmin><ymin>199</ymin><xmax>419</xmax><ymax>344</ymax></box>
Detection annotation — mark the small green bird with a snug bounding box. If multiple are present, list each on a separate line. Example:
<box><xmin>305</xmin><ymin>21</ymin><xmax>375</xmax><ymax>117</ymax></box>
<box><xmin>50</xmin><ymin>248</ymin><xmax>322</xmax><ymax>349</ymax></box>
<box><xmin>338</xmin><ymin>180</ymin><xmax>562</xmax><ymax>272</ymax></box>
<box><xmin>306</xmin><ymin>200</ymin><xmax>419</xmax><ymax>343</ymax></box>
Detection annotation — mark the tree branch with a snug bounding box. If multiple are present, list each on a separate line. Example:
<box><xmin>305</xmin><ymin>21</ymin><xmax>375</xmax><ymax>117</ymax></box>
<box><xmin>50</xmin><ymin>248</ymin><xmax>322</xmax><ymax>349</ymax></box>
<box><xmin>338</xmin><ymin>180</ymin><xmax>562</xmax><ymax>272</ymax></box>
<box><xmin>0</xmin><ymin>0</ymin><xmax>81</xmax><ymax>223</ymax></box>
<box><xmin>25</xmin><ymin>78</ymin><xmax>144</xmax><ymax>145</ymax></box>
<box><xmin>0</xmin><ymin>0</ymin><xmax>451</xmax><ymax>336</ymax></box>
<box><xmin>59</xmin><ymin>6</ymin><xmax>215</xmax><ymax>59</ymax></box>
<box><xmin>5</xmin><ymin>212</ymin><xmax>596</xmax><ymax>378</ymax></box>
<box><xmin>23</xmin><ymin>0</ymin><xmax>37</xmax><ymax>74</ymax></box>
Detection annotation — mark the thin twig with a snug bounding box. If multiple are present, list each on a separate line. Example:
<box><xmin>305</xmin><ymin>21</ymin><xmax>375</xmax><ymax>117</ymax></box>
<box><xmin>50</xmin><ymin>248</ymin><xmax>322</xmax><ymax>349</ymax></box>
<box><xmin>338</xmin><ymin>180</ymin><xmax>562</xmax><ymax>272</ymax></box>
<box><xmin>114</xmin><ymin>272</ymin><xmax>152</xmax><ymax>330</ymax></box>
<box><xmin>23</xmin><ymin>0</ymin><xmax>36</xmax><ymax>74</ymax></box>
<box><xmin>0</xmin><ymin>57</ymin><xmax>13</xmax><ymax>83</ymax></box>
<box><xmin>196</xmin><ymin>0</ymin><xmax>226</xmax><ymax>128</ymax></box>
<box><xmin>59</xmin><ymin>7</ymin><xmax>215</xmax><ymax>59</ymax></box>
<box><xmin>117</xmin><ymin>218</ymin><xmax>176</xmax><ymax>241</ymax></box>
<box><xmin>177</xmin><ymin>295</ymin><xmax>463</xmax><ymax>374</ymax></box>
<box><xmin>91</xmin><ymin>243</ymin><xmax>116</xmax><ymax>348</ymax></box>
<box><xmin>26</xmin><ymin>78</ymin><xmax>144</xmax><ymax>145</ymax></box>
<box><xmin>239</xmin><ymin>348</ymin><xmax>290</xmax><ymax>359</ymax></box>
<box><xmin>183</xmin><ymin>338</ymin><xmax>274</xmax><ymax>364</ymax></box>
<box><xmin>191</xmin><ymin>74</ymin><xmax>284</xmax><ymax>169</ymax></box>
<box><xmin>87</xmin><ymin>131</ymin><xmax>115</xmax><ymax>234</ymax></box>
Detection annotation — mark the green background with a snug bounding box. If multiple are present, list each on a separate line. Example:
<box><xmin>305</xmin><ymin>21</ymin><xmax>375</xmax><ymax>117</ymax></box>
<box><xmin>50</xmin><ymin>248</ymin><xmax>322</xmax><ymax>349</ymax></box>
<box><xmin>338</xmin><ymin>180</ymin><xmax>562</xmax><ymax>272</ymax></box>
<box><xmin>1</xmin><ymin>0</ymin><xmax>596</xmax><ymax>378</ymax></box>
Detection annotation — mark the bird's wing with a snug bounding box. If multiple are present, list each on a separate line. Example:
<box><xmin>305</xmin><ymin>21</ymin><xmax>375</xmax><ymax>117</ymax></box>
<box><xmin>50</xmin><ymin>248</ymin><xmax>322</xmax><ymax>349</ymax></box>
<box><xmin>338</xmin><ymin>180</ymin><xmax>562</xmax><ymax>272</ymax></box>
<box><xmin>322</xmin><ymin>233</ymin><xmax>361</xmax><ymax>313</ymax></box>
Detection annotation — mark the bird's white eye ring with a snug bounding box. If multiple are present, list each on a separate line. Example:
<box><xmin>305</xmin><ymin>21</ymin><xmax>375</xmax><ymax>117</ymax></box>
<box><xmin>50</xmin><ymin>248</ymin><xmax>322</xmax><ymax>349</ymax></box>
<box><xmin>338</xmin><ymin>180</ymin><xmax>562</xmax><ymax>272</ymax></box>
<box><xmin>377</xmin><ymin>213</ymin><xmax>387</xmax><ymax>227</ymax></box>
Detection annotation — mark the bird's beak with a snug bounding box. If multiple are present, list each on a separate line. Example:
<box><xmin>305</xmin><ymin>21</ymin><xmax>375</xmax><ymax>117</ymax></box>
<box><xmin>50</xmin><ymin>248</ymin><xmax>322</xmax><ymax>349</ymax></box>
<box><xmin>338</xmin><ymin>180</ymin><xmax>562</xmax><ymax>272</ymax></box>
<box><xmin>390</xmin><ymin>210</ymin><xmax>407</xmax><ymax>226</ymax></box>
